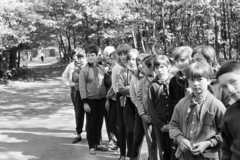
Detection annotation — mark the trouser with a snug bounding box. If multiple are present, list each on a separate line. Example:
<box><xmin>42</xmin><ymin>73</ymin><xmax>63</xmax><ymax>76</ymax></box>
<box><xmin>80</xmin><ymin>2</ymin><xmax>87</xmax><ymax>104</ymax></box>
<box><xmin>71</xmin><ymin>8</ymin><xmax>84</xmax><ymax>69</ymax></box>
<box><xmin>142</xmin><ymin>120</ymin><xmax>158</xmax><ymax>160</ymax></box>
<box><xmin>123</xmin><ymin>97</ymin><xmax>135</xmax><ymax>157</ymax></box>
<box><xmin>132</xmin><ymin>108</ymin><xmax>145</xmax><ymax>159</ymax></box>
<box><xmin>108</xmin><ymin>99</ymin><xmax>119</xmax><ymax>145</ymax></box>
<box><xmin>86</xmin><ymin>98</ymin><xmax>106</xmax><ymax>149</ymax></box>
<box><xmin>41</xmin><ymin>56</ymin><xmax>44</xmax><ymax>62</ymax></box>
<box><xmin>104</xmin><ymin>106</ymin><xmax>111</xmax><ymax>141</ymax></box>
<box><xmin>155</xmin><ymin>128</ymin><xmax>171</xmax><ymax>160</ymax></box>
<box><xmin>70</xmin><ymin>90</ymin><xmax>85</xmax><ymax>135</ymax></box>
<box><xmin>116</xmin><ymin>93</ymin><xmax>126</xmax><ymax>156</ymax></box>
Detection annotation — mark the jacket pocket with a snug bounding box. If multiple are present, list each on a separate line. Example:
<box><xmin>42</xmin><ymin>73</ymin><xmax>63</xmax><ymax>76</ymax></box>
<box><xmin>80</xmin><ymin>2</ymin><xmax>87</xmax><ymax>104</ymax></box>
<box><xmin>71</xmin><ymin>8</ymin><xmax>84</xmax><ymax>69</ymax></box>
<box><xmin>203</xmin><ymin>111</ymin><xmax>215</xmax><ymax>126</ymax></box>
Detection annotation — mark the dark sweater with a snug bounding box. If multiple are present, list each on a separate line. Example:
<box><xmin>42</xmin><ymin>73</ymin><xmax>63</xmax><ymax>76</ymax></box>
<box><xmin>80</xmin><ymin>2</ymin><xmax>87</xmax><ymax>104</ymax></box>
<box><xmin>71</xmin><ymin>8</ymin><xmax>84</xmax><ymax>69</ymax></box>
<box><xmin>147</xmin><ymin>76</ymin><xmax>173</xmax><ymax>130</ymax></box>
<box><xmin>222</xmin><ymin>101</ymin><xmax>240</xmax><ymax>160</ymax></box>
<box><xmin>169</xmin><ymin>71</ymin><xmax>187</xmax><ymax>107</ymax></box>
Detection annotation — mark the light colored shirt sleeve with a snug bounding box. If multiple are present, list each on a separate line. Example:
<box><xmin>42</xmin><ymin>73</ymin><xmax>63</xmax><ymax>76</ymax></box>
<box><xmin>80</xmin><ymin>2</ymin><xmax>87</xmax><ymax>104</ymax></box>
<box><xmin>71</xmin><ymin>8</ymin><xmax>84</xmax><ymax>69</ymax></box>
<box><xmin>62</xmin><ymin>63</ymin><xmax>72</xmax><ymax>87</ymax></box>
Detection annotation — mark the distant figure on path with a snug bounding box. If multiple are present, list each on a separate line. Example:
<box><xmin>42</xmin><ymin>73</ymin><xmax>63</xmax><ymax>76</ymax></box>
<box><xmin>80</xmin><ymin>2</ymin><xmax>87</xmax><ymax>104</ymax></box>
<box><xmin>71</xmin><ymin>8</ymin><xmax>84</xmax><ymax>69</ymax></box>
<box><xmin>40</xmin><ymin>53</ymin><xmax>45</xmax><ymax>62</ymax></box>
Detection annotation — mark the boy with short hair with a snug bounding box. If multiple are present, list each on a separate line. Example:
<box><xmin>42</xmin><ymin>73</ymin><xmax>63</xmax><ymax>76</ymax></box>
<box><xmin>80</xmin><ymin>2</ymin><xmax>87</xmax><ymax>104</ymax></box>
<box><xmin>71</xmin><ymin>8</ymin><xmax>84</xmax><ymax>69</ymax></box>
<box><xmin>169</xmin><ymin>61</ymin><xmax>226</xmax><ymax>160</ymax></box>
<box><xmin>216</xmin><ymin>61</ymin><xmax>240</xmax><ymax>160</ymax></box>
<box><xmin>147</xmin><ymin>55</ymin><xmax>173</xmax><ymax>160</ymax></box>
<box><xmin>79</xmin><ymin>44</ymin><xmax>107</xmax><ymax>155</ymax></box>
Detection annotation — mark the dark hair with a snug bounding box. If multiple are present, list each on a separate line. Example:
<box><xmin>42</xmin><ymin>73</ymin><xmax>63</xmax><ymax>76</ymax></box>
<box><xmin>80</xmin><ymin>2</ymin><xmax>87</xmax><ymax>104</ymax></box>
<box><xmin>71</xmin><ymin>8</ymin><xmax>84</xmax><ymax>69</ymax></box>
<box><xmin>185</xmin><ymin>61</ymin><xmax>213</xmax><ymax>80</ymax></box>
<box><xmin>71</xmin><ymin>49</ymin><xmax>77</xmax><ymax>60</ymax></box>
<box><xmin>142</xmin><ymin>55</ymin><xmax>156</xmax><ymax>69</ymax></box>
<box><xmin>153</xmin><ymin>55</ymin><xmax>171</xmax><ymax>68</ymax></box>
<box><xmin>173</xmin><ymin>46</ymin><xmax>193</xmax><ymax>61</ymax></box>
<box><xmin>116</xmin><ymin>44</ymin><xmax>132</xmax><ymax>56</ymax></box>
<box><xmin>126</xmin><ymin>49</ymin><xmax>139</xmax><ymax>61</ymax></box>
<box><xmin>192</xmin><ymin>45</ymin><xmax>219</xmax><ymax>68</ymax></box>
<box><xmin>216</xmin><ymin>61</ymin><xmax>240</xmax><ymax>80</ymax></box>
<box><xmin>85</xmin><ymin>44</ymin><xmax>99</xmax><ymax>56</ymax></box>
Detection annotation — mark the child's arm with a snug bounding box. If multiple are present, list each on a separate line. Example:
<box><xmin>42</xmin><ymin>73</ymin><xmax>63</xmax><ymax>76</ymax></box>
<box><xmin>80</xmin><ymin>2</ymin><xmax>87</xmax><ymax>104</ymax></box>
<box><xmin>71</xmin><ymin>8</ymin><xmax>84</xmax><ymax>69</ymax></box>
<box><xmin>169</xmin><ymin>102</ymin><xmax>192</xmax><ymax>151</ymax></box>
<box><xmin>62</xmin><ymin>63</ymin><xmax>72</xmax><ymax>87</ymax></box>
<box><xmin>209</xmin><ymin>101</ymin><xmax>226</xmax><ymax>147</ymax></box>
<box><xmin>221</xmin><ymin>120</ymin><xmax>233</xmax><ymax>160</ymax></box>
<box><xmin>147</xmin><ymin>86</ymin><xmax>165</xmax><ymax>130</ymax></box>
<box><xmin>118</xmin><ymin>70</ymin><xmax>130</xmax><ymax>96</ymax></box>
<box><xmin>136</xmin><ymin>78</ymin><xmax>145</xmax><ymax>116</ymax></box>
<box><xmin>129</xmin><ymin>76</ymin><xmax>138</xmax><ymax>107</ymax></box>
<box><xmin>79</xmin><ymin>68</ymin><xmax>88</xmax><ymax>103</ymax></box>
<box><xmin>169</xmin><ymin>103</ymin><xmax>184</xmax><ymax>143</ymax></box>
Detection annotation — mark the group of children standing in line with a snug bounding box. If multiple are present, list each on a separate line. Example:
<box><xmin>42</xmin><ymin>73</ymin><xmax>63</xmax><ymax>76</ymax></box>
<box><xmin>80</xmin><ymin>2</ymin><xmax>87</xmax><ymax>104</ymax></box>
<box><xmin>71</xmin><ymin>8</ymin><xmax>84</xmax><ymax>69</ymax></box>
<box><xmin>62</xmin><ymin>43</ymin><xmax>240</xmax><ymax>160</ymax></box>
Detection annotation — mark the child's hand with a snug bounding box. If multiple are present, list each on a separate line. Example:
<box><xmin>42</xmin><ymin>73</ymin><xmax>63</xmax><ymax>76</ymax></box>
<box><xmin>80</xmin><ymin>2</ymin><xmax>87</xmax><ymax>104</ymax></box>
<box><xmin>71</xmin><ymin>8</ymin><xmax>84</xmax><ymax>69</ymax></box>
<box><xmin>180</xmin><ymin>139</ymin><xmax>192</xmax><ymax>152</ymax></box>
<box><xmin>141</xmin><ymin>115</ymin><xmax>152</xmax><ymax>124</ymax></box>
<box><xmin>84</xmin><ymin>103</ymin><xmax>91</xmax><ymax>113</ymax></box>
<box><xmin>160</xmin><ymin>125</ymin><xmax>169</xmax><ymax>132</ymax></box>
<box><xmin>191</xmin><ymin>141</ymin><xmax>211</xmax><ymax>156</ymax></box>
<box><xmin>105</xmin><ymin>100</ymin><xmax>110</xmax><ymax>111</ymax></box>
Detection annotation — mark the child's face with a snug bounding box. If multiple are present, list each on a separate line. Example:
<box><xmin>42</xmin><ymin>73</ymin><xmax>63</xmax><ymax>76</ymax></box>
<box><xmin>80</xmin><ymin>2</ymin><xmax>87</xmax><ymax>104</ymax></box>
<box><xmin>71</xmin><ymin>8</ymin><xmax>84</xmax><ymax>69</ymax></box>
<box><xmin>218</xmin><ymin>71</ymin><xmax>240</xmax><ymax>101</ymax></box>
<box><xmin>155</xmin><ymin>64</ymin><xmax>169</xmax><ymax>79</ymax></box>
<box><xmin>109</xmin><ymin>55</ymin><xmax>117</xmax><ymax>65</ymax></box>
<box><xmin>175</xmin><ymin>57</ymin><xmax>190</xmax><ymax>72</ymax></box>
<box><xmin>86</xmin><ymin>53</ymin><xmax>97</xmax><ymax>64</ymax></box>
<box><xmin>103</xmin><ymin>52</ymin><xmax>110</xmax><ymax>63</ymax></box>
<box><xmin>127</xmin><ymin>52</ymin><xmax>137</xmax><ymax>69</ymax></box>
<box><xmin>142</xmin><ymin>62</ymin><xmax>153</xmax><ymax>76</ymax></box>
<box><xmin>119</xmin><ymin>52</ymin><xmax>127</xmax><ymax>65</ymax></box>
<box><xmin>193</xmin><ymin>53</ymin><xmax>213</xmax><ymax>66</ymax></box>
<box><xmin>137</xmin><ymin>59</ymin><xmax>143</xmax><ymax>74</ymax></box>
<box><xmin>188</xmin><ymin>77</ymin><xmax>211</xmax><ymax>95</ymax></box>
<box><xmin>78</xmin><ymin>56</ymin><xmax>87</xmax><ymax>66</ymax></box>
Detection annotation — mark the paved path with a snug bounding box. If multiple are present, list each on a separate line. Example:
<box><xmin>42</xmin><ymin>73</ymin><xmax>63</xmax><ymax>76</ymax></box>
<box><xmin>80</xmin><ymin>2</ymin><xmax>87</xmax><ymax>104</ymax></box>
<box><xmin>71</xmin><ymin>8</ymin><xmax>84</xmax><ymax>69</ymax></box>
<box><xmin>0</xmin><ymin>61</ymin><xmax>148</xmax><ymax>160</ymax></box>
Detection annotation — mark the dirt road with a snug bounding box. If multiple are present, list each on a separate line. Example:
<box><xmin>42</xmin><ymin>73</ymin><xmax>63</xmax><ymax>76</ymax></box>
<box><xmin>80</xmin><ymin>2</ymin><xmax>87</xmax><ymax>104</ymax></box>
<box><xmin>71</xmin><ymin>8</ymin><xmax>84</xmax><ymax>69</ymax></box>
<box><xmin>0</xmin><ymin>61</ymin><xmax>148</xmax><ymax>160</ymax></box>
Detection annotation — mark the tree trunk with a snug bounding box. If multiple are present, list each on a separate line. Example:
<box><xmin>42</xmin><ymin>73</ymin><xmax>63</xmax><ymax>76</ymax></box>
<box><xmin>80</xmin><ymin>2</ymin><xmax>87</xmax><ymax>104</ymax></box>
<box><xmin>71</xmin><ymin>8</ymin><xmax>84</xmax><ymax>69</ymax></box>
<box><xmin>132</xmin><ymin>30</ymin><xmax>138</xmax><ymax>49</ymax></box>
<box><xmin>9</xmin><ymin>47</ymin><xmax>17</xmax><ymax>69</ymax></box>
<box><xmin>214</xmin><ymin>13</ymin><xmax>219</xmax><ymax>59</ymax></box>
<box><xmin>17</xmin><ymin>50</ymin><xmax>21</xmax><ymax>68</ymax></box>
<box><xmin>227</xmin><ymin>1</ymin><xmax>232</xmax><ymax>59</ymax></box>
<box><xmin>161</xmin><ymin>0</ymin><xmax>167</xmax><ymax>54</ymax></box>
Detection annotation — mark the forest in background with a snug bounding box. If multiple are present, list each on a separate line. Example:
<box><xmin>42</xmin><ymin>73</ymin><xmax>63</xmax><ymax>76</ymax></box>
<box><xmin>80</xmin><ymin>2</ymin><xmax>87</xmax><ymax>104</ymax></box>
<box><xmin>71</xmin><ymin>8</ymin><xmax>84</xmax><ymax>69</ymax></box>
<box><xmin>0</xmin><ymin>0</ymin><xmax>240</xmax><ymax>73</ymax></box>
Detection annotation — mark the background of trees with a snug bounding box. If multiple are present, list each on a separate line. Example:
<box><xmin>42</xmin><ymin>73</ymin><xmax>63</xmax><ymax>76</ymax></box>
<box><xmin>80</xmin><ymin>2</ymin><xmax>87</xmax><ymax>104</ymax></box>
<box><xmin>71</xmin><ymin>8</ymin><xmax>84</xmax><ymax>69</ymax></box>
<box><xmin>1</xmin><ymin>0</ymin><xmax>240</xmax><ymax>72</ymax></box>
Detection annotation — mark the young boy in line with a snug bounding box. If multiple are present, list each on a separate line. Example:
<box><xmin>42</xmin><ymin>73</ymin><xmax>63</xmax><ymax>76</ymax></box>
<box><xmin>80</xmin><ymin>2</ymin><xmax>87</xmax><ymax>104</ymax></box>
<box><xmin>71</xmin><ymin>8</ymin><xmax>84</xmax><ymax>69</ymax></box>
<box><xmin>216</xmin><ymin>61</ymin><xmax>240</xmax><ymax>160</ymax></box>
<box><xmin>147</xmin><ymin>55</ymin><xmax>173</xmax><ymax>160</ymax></box>
<box><xmin>78</xmin><ymin>44</ymin><xmax>107</xmax><ymax>155</ymax></box>
<box><xmin>118</xmin><ymin>49</ymin><xmax>139</xmax><ymax>160</ymax></box>
<box><xmin>169</xmin><ymin>46</ymin><xmax>193</xmax><ymax>160</ymax></box>
<box><xmin>62</xmin><ymin>49</ymin><xmax>87</xmax><ymax>144</ymax></box>
<box><xmin>130</xmin><ymin>53</ymin><xmax>149</xmax><ymax>160</ymax></box>
<box><xmin>169</xmin><ymin>61</ymin><xmax>226</xmax><ymax>160</ymax></box>
<box><xmin>112</xmin><ymin>43</ymin><xmax>132</xmax><ymax>159</ymax></box>
<box><xmin>136</xmin><ymin>55</ymin><xmax>157</xmax><ymax>160</ymax></box>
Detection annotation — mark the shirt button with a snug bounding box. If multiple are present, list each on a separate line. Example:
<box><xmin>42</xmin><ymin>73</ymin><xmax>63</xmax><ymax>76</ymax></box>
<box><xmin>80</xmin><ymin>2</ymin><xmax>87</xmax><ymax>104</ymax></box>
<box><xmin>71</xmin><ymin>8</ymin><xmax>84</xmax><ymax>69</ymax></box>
<box><xmin>166</xmin><ymin>96</ymin><xmax>168</xmax><ymax>98</ymax></box>
<box><xmin>190</xmin><ymin>131</ymin><xmax>193</xmax><ymax>133</ymax></box>
<box><xmin>167</xmin><ymin>113</ymin><xmax>169</xmax><ymax>115</ymax></box>
<box><xmin>192</xmin><ymin>122</ymin><xmax>194</xmax><ymax>124</ymax></box>
<box><xmin>166</xmin><ymin>105</ymin><xmax>168</xmax><ymax>107</ymax></box>
<box><xmin>194</xmin><ymin>112</ymin><xmax>196</xmax><ymax>115</ymax></box>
